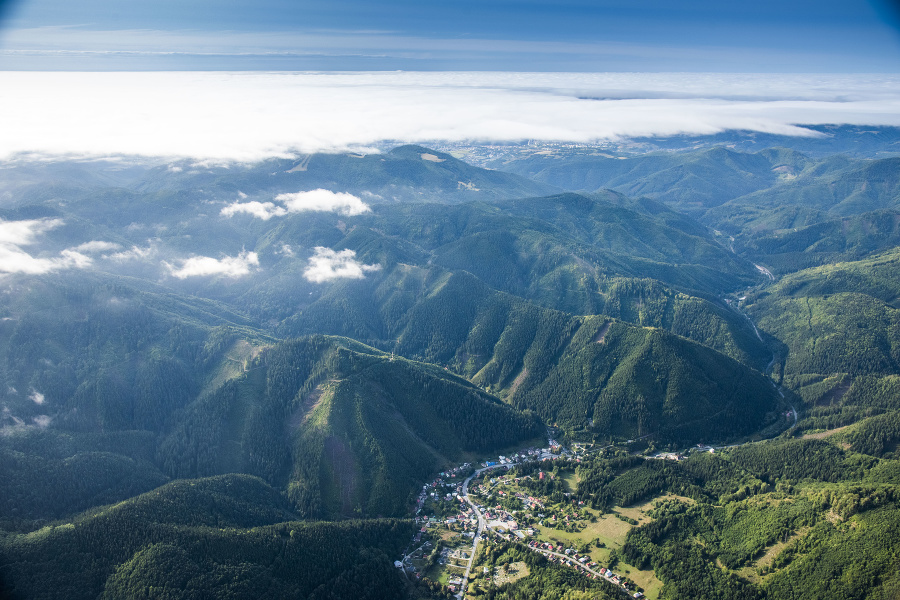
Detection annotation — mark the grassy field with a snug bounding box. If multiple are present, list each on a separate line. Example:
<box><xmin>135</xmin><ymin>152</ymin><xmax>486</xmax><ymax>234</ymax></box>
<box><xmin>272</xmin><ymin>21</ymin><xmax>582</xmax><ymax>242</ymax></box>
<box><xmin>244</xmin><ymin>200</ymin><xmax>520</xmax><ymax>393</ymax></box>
<box><xmin>533</xmin><ymin>503</ymin><xmax>664</xmax><ymax>599</ymax></box>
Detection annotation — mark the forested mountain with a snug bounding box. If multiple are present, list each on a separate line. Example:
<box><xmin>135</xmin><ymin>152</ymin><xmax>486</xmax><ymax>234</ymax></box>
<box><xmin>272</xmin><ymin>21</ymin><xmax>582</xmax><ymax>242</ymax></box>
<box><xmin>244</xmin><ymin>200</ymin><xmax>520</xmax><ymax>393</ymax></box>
<box><xmin>132</xmin><ymin>145</ymin><xmax>559</xmax><ymax>203</ymax></box>
<box><xmin>485</xmin><ymin>146</ymin><xmax>811</xmax><ymax>213</ymax></box>
<box><xmin>0</xmin><ymin>474</ymin><xmax>414</xmax><ymax>600</ymax></box>
<box><xmin>3</xmin><ymin>133</ymin><xmax>900</xmax><ymax>599</ymax></box>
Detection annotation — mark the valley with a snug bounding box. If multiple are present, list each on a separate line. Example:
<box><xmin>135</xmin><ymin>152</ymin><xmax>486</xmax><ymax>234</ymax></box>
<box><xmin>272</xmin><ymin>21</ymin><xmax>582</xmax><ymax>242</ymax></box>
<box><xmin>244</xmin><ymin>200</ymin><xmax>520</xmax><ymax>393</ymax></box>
<box><xmin>2</xmin><ymin>130</ymin><xmax>900</xmax><ymax>599</ymax></box>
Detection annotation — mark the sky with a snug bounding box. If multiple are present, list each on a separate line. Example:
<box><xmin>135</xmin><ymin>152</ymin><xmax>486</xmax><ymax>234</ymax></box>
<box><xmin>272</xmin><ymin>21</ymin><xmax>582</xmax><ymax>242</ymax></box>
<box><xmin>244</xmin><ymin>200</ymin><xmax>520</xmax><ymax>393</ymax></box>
<box><xmin>0</xmin><ymin>1</ymin><xmax>898</xmax><ymax>159</ymax></box>
<box><xmin>0</xmin><ymin>0</ymin><xmax>899</xmax><ymax>71</ymax></box>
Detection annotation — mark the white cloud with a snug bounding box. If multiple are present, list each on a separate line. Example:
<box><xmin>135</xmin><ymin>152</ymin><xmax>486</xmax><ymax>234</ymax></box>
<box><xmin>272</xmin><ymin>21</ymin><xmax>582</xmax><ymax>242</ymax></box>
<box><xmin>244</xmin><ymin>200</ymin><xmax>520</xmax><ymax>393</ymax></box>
<box><xmin>277</xmin><ymin>190</ymin><xmax>371</xmax><ymax>216</ymax></box>
<box><xmin>278</xmin><ymin>244</ymin><xmax>294</xmax><ymax>257</ymax></box>
<box><xmin>0</xmin><ymin>217</ymin><xmax>63</xmax><ymax>246</ymax></box>
<box><xmin>222</xmin><ymin>189</ymin><xmax>370</xmax><ymax>220</ymax></box>
<box><xmin>32</xmin><ymin>415</ymin><xmax>51</xmax><ymax>428</ymax></box>
<box><xmin>0</xmin><ymin>218</ymin><xmax>95</xmax><ymax>274</ymax></box>
<box><xmin>221</xmin><ymin>200</ymin><xmax>286</xmax><ymax>220</ymax></box>
<box><xmin>106</xmin><ymin>242</ymin><xmax>157</xmax><ymax>262</ymax></box>
<box><xmin>165</xmin><ymin>250</ymin><xmax>259</xmax><ymax>279</ymax></box>
<box><xmin>303</xmin><ymin>247</ymin><xmax>381</xmax><ymax>283</ymax></box>
<box><xmin>29</xmin><ymin>389</ymin><xmax>45</xmax><ymax>405</ymax></box>
<box><xmin>0</xmin><ymin>72</ymin><xmax>899</xmax><ymax>160</ymax></box>
<box><xmin>73</xmin><ymin>240</ymin><xmax>121</xmax><ymax>253</ymax></box>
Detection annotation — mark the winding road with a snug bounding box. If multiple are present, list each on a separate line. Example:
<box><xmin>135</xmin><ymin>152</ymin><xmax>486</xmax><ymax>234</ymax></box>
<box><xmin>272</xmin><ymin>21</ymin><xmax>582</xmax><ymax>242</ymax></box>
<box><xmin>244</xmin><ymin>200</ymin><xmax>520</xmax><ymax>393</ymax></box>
<box><xmin>456</xmin><ymin>464</ymin><xmax>507</xmax><ymax>598</ymax></box>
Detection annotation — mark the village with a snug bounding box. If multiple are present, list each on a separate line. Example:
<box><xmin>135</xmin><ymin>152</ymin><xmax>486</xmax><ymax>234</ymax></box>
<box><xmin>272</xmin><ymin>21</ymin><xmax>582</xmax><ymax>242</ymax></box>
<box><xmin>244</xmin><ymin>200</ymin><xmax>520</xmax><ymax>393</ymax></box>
<box><xmin>396</xmin><ymin>437</ymin><xmax>664</xmax><ymax>599</ymax></box>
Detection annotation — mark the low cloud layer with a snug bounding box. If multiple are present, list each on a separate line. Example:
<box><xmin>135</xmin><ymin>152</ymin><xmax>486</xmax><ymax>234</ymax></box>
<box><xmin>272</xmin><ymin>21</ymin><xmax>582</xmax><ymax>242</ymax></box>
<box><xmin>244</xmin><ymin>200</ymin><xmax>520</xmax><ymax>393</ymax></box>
<box><xmin>222</xmin><ymin>189</ymin><xmax>370</xmax><ymax>220</ymax></box>
<box><xmin>1</xmin><ymin>72</ymin><xmax>899</xmax><ymax>160</ymax></box>
<box><xmin>304</xmin><ymin>247</ymin><xmax>381</xmax><ymax>283</ymax></box>
<box><xmin>165</xmin><ymin>250</ymin><xmax>259</xmax><ymax>279</ymax></box>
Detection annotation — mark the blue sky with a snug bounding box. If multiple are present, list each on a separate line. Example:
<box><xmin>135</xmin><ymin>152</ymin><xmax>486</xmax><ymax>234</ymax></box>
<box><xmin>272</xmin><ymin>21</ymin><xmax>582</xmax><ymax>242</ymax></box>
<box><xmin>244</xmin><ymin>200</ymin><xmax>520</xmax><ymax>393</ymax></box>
<box><xmin>1</xmin><ymin>0</ymin><xmax>899</xmax><ymax>71</ymax></box>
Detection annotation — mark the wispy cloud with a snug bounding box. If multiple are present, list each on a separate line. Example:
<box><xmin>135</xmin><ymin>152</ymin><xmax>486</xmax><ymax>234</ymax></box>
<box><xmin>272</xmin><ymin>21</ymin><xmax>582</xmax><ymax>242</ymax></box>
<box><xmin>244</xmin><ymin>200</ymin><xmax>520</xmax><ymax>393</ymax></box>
<box><xmin>222</xmin><ymin>189</ymin><xmax>370</xmax><ymax>220</ymax></box>
<box><xmin>221</xmin><ymin>200</ymin><xmax>286</xmax><ymax>220</ymax></box>
<box><xmin>73</xmin><ymin>240</ymin><xmax>121</xmax><ymax>253</ymax></box>
<box><xmin>106</xmin><ymin>242</ymin><xmax>157</xmax><ymax>262</ymax></box>
<box><xmin>0</xmin><ymin>72</ymin><xmax>899</xmax><ymax>161</ymax></box>
<box><xmin>303</xmin><ymin>247</ymin><xmax>381</xmax><ymax>283</ymax></box>
<box><xmin>164</xmin><ymin>250</ymin><xmax>259</xmax><ymax>279</ymax></box>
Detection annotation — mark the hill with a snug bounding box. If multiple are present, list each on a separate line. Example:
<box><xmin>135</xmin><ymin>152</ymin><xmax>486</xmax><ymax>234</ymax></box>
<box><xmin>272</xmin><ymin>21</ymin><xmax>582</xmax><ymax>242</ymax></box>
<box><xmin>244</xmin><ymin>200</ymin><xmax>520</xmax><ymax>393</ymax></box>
<box><xmin>0</xmin><ymin>474</ymin><xmax>414</xmax><ymax>600</ymax></box>
<box><xmin>159</xmin><ymin>335</ymin><xmax>543</xmax><ymax>518</ymax></box>
<box><xmin>132</xmin><ymin>144</ymin><xmax>559</xmax><ymax>203</ymax></box>
<box><xmin>486</xmin><ymin>146</ymin><xmax>811</xmax><ymax>214</ymax></box>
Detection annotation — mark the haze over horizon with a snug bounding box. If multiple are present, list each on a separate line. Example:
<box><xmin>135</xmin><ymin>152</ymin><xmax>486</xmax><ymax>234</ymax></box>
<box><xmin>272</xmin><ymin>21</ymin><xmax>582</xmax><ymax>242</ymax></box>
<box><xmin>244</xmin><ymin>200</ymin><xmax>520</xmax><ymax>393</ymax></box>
<box><xmin>0</xmin><ymin>0</ymin><xmax>898</xmax><ymax>160</ymax></box>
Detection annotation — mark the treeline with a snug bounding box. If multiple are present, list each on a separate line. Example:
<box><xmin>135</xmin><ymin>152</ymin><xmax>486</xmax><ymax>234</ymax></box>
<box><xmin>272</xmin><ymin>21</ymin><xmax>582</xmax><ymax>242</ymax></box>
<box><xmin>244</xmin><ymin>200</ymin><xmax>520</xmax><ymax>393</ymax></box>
<box><xmin>727</xmin><ymin>439</ymin><xmax>874</xmax><ymax>483</ymax></box>
<box><xmin>571</xmin><ymin>452</ymin><xmax>762</xmax><ymax>510</ymax></box>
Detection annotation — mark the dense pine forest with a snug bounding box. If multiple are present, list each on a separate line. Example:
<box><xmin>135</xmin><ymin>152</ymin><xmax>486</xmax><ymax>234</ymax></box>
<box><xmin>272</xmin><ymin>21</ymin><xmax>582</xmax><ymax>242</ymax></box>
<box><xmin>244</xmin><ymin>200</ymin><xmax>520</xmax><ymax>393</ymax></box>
<box><xmin>2</xmin><ymin>131</ymin><xmax>900</xmax><ymax>598</ymax></box>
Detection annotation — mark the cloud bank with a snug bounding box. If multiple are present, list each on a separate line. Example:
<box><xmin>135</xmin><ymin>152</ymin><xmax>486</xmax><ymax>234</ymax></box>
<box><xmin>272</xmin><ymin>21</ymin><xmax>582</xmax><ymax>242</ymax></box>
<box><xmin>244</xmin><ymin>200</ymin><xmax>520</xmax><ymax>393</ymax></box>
<box><xmin>165</xmin><ymin>250</ymin><xmax>259</xmax><ymax>279</ymax></box>
<box><xmin>304</xmin><ymin>247</ymin><xmax>381</xmax><ymax>283</ymax></box>
<box><xmin>222</xmin><ymin>189</ymin><xmax>370</xmax><ymax>220</ymax></box>
<box><xmin>0</xmin><ymin>72</ymin><xmax>899</xmax><ymax>160</ymax></box>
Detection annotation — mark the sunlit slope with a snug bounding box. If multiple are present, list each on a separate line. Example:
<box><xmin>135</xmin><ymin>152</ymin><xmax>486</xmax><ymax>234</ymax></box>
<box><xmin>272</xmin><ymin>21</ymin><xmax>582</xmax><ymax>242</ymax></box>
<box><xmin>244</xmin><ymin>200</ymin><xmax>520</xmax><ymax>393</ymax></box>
<box><xmin>158</xmin><ymin>335</ymin><xmax>542</xmax><ymax>518</ymax></box>
<box><xmin>280</xmin><ymin>270</ymin><xmax>779</xmax><ymax>444</ymax></box>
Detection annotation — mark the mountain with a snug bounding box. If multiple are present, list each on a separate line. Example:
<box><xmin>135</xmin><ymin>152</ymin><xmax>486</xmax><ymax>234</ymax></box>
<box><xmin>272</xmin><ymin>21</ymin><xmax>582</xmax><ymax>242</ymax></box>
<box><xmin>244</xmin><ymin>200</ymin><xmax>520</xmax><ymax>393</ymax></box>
<box><xmin>132</xmin><ymin>144</ymin><xmax>559</xmax><ymax>203</ymax></box>
<box><xmin>0</xmin><ymin>474</ymin><xmax>414</xmax><ymax>600</ymax></box>
<box><xmin>6</xmin><ymin>138</ymin><xmax>900</xmax><ymax>600</ymax></box>
<box><xmin>485</xmin><ymin>146</ymin><xmax>811</xmax><ymax>213</ymax></box>
<box><xmin>159</xmin><ymin>335</ymin><xmax>543</xmax><ymax>518</ymax></box>
<box><xmin>741</xmin><ymin>209</ymin><xmax>900</xmax><ymax>273</ymax></box>
<box><xmin>704</xmin><ymin>156</ymin><xmax>900</xmax><ymax>238</ymax></box>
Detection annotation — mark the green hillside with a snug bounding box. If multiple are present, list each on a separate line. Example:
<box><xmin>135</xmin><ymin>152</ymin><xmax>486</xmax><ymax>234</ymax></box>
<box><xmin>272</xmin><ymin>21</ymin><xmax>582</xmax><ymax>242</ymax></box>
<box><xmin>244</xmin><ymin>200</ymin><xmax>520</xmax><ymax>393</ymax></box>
<box><xmin>745</xmin><ymin>248</ymin><xmax>900</xmax><ymax>384</ymax></box>
<box><xmin>742</xmin><ymin>209</ymin><xmax>900</xmax><ymax>273</ymax></box>
<box><xmin>487</xmin><ymin>146</ymin><xmax>810</xmax><ymax>213</ymax></box>
<box><xmin>284</xmin><ymin>270</ymin><xmax>780</xmax><ymax>444</ymax></box>
<box><xmin>704</xmin><ymin>156</ymin><xmax>900</xmax><ymax>237</ymax></box>
<box><xmin>0</xmin><ymin>474</ymin><xmax>414</xmax><ymax>600</ymax></box>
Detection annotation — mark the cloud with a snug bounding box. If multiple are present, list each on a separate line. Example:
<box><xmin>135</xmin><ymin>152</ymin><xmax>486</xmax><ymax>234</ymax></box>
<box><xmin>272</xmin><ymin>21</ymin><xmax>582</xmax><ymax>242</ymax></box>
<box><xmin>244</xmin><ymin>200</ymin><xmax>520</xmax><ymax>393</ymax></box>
<box><xmin>221</xmin><ymin>200</ymin><xmax>286</xmax><ymax>220</ymax></box>
<box><xmin>277</xmin><ymin>190</ymin><xmax>371</xmax><ymax>216</ymax></box>
<box><xmin>165</xmin><ymin>250</ymin><xmax>259</xmax><ymax>279</ymax></box>
<box><xmin>73</xmin><ymin>240</ymin><xmax>121</xmax><ymax>253</ymax></box>
<box><xmin>32</xmin><ymin>415</ymin><xmax>51</xmax><ymax>428</ymax></box>
<box><xmin>29</xmin><ymin>390</ymin><xmax>45</xmax><ymax>405</ymax></box>
<box><xmin>106</xmin><ymin>242</ymin><xmax>158</xmax><ymax>262</ymax></box>
<box><xmin>0</xmin><ymin>218</ymin><xmax>95</xmax><ymax>274</ymax></box>
<box><xmin>0</xmin><ymin>72</ymin><xmax>899</xmax><ymax>160</ymax></box>
<box><xmin>0</xmin><ymin>217</ymin><xmax>63</xmax><ymax>246</ymax></box>
<box><xmin>222</xmin><ymin>189</ymin><xmax>370</xmax><ymax>220</ymax></box>
<box><xmin>303</xmin><ymin>247</ymin><xmax>381</xmax><ymax>283</ymax></box>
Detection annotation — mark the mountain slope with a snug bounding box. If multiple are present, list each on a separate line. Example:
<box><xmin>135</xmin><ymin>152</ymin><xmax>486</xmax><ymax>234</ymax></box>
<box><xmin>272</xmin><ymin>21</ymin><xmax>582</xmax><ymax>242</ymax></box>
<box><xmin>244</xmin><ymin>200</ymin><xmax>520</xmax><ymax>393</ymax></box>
<box><xmin>0</xmin><ymin>474</ymin><xmax>413</xmax><ymax>600</ymax></box>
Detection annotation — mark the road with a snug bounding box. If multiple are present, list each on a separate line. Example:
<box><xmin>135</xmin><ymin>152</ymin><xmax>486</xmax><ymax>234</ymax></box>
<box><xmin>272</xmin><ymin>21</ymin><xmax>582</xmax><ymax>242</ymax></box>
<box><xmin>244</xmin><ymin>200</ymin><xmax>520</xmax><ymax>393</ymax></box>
<box><xmin>455</xmin><ymin>460</ymin><xmax>635</xmax><ymax>599</ymax></box>
<box><xmin>456</xmin><ymin>463</ymin><xmax>507</xmax><ymax>599</ymax></box>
